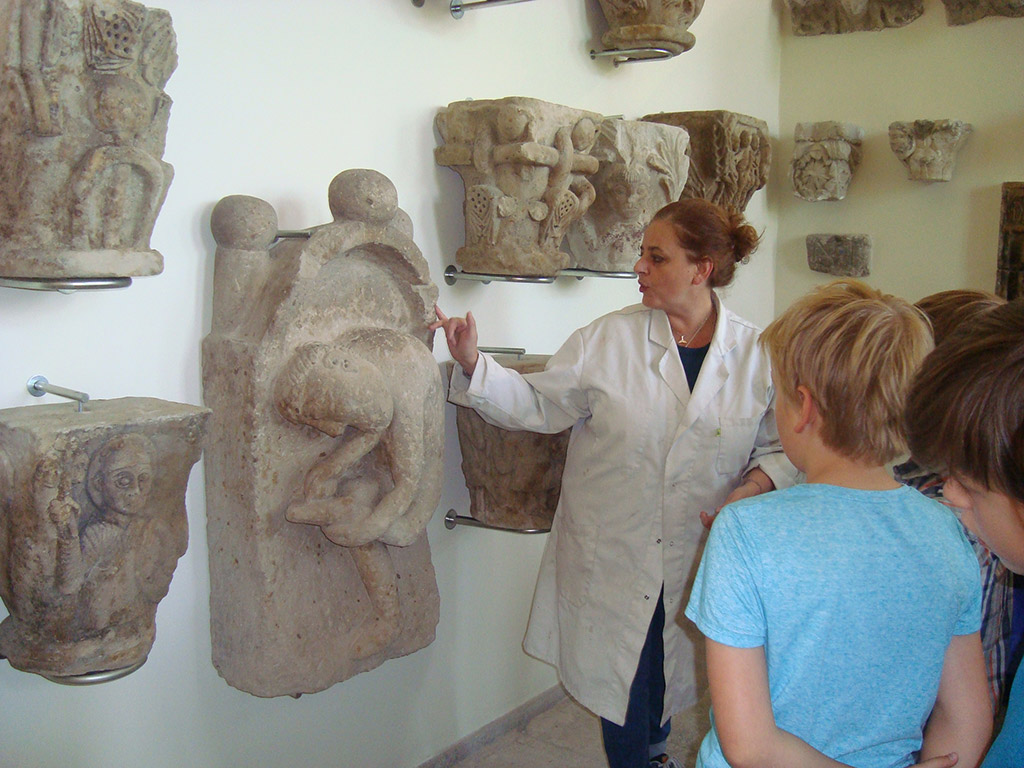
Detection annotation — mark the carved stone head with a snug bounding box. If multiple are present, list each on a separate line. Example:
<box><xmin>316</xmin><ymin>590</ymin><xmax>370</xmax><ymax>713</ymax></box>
<box><xmin>889</xmin><ymin>120</ymin><xmax>972</xmax><ymax>182</ymax></box>
<box><xmin>790</xmin><ymin>122</ymin><xmax>864</xmax><ymax>202</ymax></box>
<box><xmin>86</xmin><ymin>434</ymin><xmax>155</xmax><ymax>518</ymax></box>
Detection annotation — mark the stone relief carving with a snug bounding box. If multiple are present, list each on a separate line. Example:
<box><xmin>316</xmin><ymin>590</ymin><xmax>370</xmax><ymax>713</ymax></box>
<box><xmin>0</xmin><ymin>0</ymin><xmax>176</xmax><ymax>279</ymax></box>
<box><xmin>203</xmin><ymin>169</ymin><xmax>443</xmax><ymax>697</ymax></box>
<box><xmin>566</xmin><ymin>119</ymin><xmax>689</xmax><ymax>272</ymax></box>
<box><xmin>998</xmin><ymin>182</ymin><xmax>1024</xmax><ymax>300</ymax></box>
<box><xmin>784</xmin><ymin>0</ymin><xmax>924</xmax><ymax>35</ymax></box>
<box><xmin>435</xmin><ymin>97</ymin><xmax>601</xmax><ymax>276</ymax></box>
<box><xmin>889</xmin><ymin>120</ymin><xmax>972</xmax><ymax>182</ymax></box>
<box><xmin>790</xmin><ymin>121</ymin><xmax>863</xmax><ymax>202</ymax></box>
<box><xmin>642</xmin><ymin>110</ymin><xmax>770</xmax><ymax>212</ymax></box>
<box><xmin>596</xmin><ymin>0</ymin><xmax>706</xmax><ymax>56</ymax></box>
<box><xmin>0</xmin><ymin>398</ymin><xmax>208</xmax><ymax>681</ymax></box>
<box><xmin>941</xmin><ymin>0</ymin><xmax>1024</xmax><ymax>24</ymax></box>
<box><xmin>806</xmin><ymin>233</ymin><xmax>872</xmax><ymax>277</ymax></box>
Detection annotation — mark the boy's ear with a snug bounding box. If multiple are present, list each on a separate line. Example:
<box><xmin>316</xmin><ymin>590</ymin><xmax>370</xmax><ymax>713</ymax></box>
<box><xmin>793</xmin><ymin>385</ymin><xmax>816</xmax><ymax>433</ymax></box>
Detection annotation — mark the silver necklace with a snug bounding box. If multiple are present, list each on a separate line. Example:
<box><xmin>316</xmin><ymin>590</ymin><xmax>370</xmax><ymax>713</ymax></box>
<box><xmin>677</xmin><ymin>306</ymin><xmax>714</xmax><ymax>348</ymax></box>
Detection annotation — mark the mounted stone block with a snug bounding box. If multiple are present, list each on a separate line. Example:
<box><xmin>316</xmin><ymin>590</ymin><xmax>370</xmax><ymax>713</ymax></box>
<box><xmin>0</xmin><ymin>0</ymin><xmax>177</xmax><ymax>279</ymax></box>
<box><xmin>806</xmin><ymin>234</ymin><xmax>872</xmax><ymax>277</ymax></box>
<box><xmin>435</xmin><ymin>97</ymin><xmax>601</xmax><ymax>276</ymax></box>
<box><xmin>790</xmin><ymin>122</ymin><xmax>864</xmax><ymax>202</ymax></box>
<box><xmin>642</xmin><ymin>110</ymin><xmax>770</xmax><ymax>213</ymax></box>
<box><xmin>941</xmin><ymin>0</ymin><xmax>1024</xmax><ymax>25</ymax></box>
<box><xmin>566</xmin><ymin>119</ymin><xmax>689</xmax><ymax>272</ymax></box>
<box><xmin>596</xmin><ymin>0</ymin><xmax>706</xmax><ymax>56</ymax></box>
<box><xmin>889</xmin><ymin>120</ymin><xmax>972</xmax><ymax>182</ymax></box>
<box><xmin>998</xmin><ymin>182</ymin><xmax>1024</xmax><ymax>300</ymax></box>
<box><xmin>0</xmin><ymin>398</ymin><xmax>207</xmax><ymax>681</ymax></box>
<box><xmin>203</xmin><ymin>170</ymin><xmax>443</xmax><ymax>697</ymax></box>
<box><xmin>784</xmin><ymin>0</ymin><xmax>924</xmax><ymax>35</ymax></box>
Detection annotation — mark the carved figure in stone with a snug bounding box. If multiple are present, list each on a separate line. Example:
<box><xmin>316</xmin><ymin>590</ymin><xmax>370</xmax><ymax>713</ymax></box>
<box><xmin>785</xmin><ymin>0</ymin><xmax>924</xmax><ymax>35</ymax></box>
<box><xmin>806</xmin><ymin>233</ymin><xmax>872</xmax><ymax>276</ymax></box>
<box><xmin>596</xmin><ymin>0</ymin><xmax>706</xmax><ymax>56</ymax></box>
<box><xmin>941</xmin><ymin>0</ymin><xmax>1024</xmax><ymax>24</ymax></box>
<box><xmin>790</xmin><ymin>122</ymin><xmax>863</xmax><ymax>202</ymax></box>
<box><xmin>436</xmin><ymin>97</ymin><xmax>601</xmax><ymax>276</ymax></box>
<box><xmin>0</xmin><ymin>0</ymin><xmax>177</xmax><ymax>279</ymax></box>
<box><xmin>889</xmin><ymin>120</ymin><xmax>972</xmax><ymax>182</ymax></box>
<box><xmin>998</xmin><ymin>183</ymin><xmax>1024</xmax><ymax>300</ymax></box>
<box><xmin>642</xmin><ymin>110</ymin><xmax>770</xmax><ymax>212</ymax></box>
<box><xmin>566</xmin><ymin>119</ymin><xmax>689</xmax><ymax>272</ymax></box>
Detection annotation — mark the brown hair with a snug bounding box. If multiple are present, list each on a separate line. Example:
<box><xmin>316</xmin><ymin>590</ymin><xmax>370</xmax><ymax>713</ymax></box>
<box><xmin>906</xmin><ymin>298</ymin><xmax>1024</xmax><ymax>502</ymax></box>
<box><xmin>761</xmin><ymin>280</ymin><xmax>933</xmax><ymax>465</ymax></box>
<box><xmin>914</xmin><ymin>289</ymin><xmax>1005</xmax><ymax>346</ymax></box>
<box><xmin>651</xmin><ymin>199</ymin><xmax>759</xmax><ymax>288</ymax></box>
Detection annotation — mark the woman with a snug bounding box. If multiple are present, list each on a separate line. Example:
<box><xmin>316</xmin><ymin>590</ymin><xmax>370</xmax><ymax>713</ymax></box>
<box><xmin>433</xmin><ymin>199</ymin><xmax>797</xmax><ymax>768</ymax></box>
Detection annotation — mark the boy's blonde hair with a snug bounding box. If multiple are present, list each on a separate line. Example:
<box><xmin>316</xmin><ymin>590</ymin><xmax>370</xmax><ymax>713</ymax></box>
<box><xmin>761</xmin><ymin>280</ymin><xmax>933</xmax><ymax>465</ymax></box>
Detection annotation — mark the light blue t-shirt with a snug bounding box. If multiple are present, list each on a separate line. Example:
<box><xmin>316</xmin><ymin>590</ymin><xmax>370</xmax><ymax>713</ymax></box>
<box><xmin>685</xmin><ymin>484</ymin><xmax>982</xmax><ymax>768</ymax></box>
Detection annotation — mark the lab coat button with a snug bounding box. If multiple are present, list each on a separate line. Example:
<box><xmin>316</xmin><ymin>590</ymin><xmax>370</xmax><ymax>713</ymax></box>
<box><xmin>656</xmin><ymin>538</ymin><xmax>662</xmax><ymax>544</ymax></box>
<box><xmin>644</xmin><ymin>594</ymin><xmax>650</xmax><ymax>600</ymax></box>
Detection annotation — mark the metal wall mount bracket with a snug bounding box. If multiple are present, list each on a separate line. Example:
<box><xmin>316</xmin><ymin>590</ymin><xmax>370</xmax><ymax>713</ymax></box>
<box><xmin>27</xmin><ymin>375</ymin><xmax>90</xmax><ymax>412</ymax></box>
<box><xmin>444</xmin><ymin>265</ymin><xmax>636</xmax><ymax>285</ymax></box>
<box><xmin>590</xmin><ymin>46</ymin><xmax>675</xmax><ymax>66</ymax></box>
<box><xmin>444</xmin><ymin>508</ymin><xmax>550</xmax><ymax>534</ymax></box>
<box><xmin>0</xmin><ymin>276</ymin><xmax>132</xmax><ymax>293</ymax></box>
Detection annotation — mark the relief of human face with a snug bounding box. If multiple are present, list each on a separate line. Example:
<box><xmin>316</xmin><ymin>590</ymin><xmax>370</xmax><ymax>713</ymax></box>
<box><xmin>634</xmin><ymin>218</ymin><xmax>705</xmax><ymax>314</ymax></box>
<box><xmin>943</xmin><ymin>474</ymin><xmax>1024</xmax><ymax>575</ymax></box>
<box><xmin>101</xmin><ymin>450</ymin><xmax>153</xmax><ymax>517</ymax></box>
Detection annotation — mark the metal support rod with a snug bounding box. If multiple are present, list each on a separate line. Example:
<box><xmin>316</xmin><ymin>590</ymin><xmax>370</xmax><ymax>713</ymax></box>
<box><xmin>27</xmin><ymin>375</ymin><xmax>90</xmax><ymax>412</ymax></box>
<box><xmin>444</xmin><ymin>265</ymin><xmax>636</xmax><ymax>285</ymax></box>
<box><xmin>589</xmin><ymin>46</ymin><xmax>675</xmax><ymax>66</ymax></box>
<box><xmin>0</xmin><ymin>276</ymin><xmax>132</xmax><ymax>293</ymax></box>
<box><xmin>274</xmin><ymin>229</ymin><xmax>314</xmax><ymax>240</ymax></box>
<box><xmin>450</xmin><ymin>0</ymin><xmax>535</xmax><ymax>20</ymax></box>
<box><xmin>444</xmin><ymin>509</ymin><xmax>550</xmax><ymax>534</ymax></box>
<box><xmin>40</xmin><ymin>658</ymin><xmax>146</xmax><ymax>686</ymax></box>
<box><xmin>477</xmin><ymin>346</ymin><xmax>527</xmax><ymax>356</ymax></box>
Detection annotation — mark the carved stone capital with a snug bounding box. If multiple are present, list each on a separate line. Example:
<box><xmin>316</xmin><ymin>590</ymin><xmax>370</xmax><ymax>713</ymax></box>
<box><xmin>806</xmin><ymin>234</ymin><xmax>872</xmax><ymax>277</ymax></box>
<box><xmin>596</xmin><ymin>0</ymin><xmax>706</xmax><ymax>55</ymax></box>
<box><xmin>998</xmin><ymin>182</ymin><xmax>1024</xmax><ymax>300</ymax></box>
<box><xmin>785</xmin><ymin>0</ymin><xmax>924</xmax><ymax>35</ymax></box>
<box><xmin>889</xmin><ymin>120</ymin><xmax>972</xmax><ymax>182</ymax></box>
<box><xmin>941</xmin><ymin>0</ymin><xmax>1024</xmax><ymax>25</ymax></box>
<box><xmin>790</xmin><ymin>122</ymin><xmax>864</xmax><ymax>202</ymax></box>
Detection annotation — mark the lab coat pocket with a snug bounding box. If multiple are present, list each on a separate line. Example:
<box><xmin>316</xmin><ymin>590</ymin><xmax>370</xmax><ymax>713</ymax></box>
<box><xmin>715</xmin><ymin>416</ymin><xmax>761</xmax><ymax>477</ymax></box>
<box><xmin>553</xmin><ymin>512</ymin><xmax>598</xmax><ymax>609</ymax></box>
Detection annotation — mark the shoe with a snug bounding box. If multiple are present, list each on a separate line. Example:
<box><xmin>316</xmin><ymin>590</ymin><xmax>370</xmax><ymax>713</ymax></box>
<box><xmin>649</xmin><ymin>754</ymin><xmax>682</xmax><ymax>768</ymax></box>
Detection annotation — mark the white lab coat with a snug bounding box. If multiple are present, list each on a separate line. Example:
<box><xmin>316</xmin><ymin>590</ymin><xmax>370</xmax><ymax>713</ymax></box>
<box><xmin>447</xmin><ymin>297</ymin><xmax>797</xmax><ymax>725</ymax></box>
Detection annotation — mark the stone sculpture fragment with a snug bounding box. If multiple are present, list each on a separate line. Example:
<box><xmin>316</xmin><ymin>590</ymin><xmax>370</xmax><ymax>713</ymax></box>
<box><xmin>0</xmin><ymin>398</ymin><xmax>208</xmax><ymax>681</ymax></box>
<box><xmin>941</xmin><ymin>0</ymin><xmax>1024</xmax><ymax>24</ymax></box>
<box><xmin>642</xmin><ymin>110</ymin><xmax>770</xmax><ymax>213</ymax></box>
<box><xmin>202</xmin><ymin>170</ymin><xmax>443</xmax><ymax>697</ymax></box>
<box><xmin>435</xmin><ymin>97</ymin><xmax>601</xmax><ymax>276</ymax></box>
<box><xmin>0</xmin><ymin>0</ymin><xmax>177</xmax><ymax>279</ymax></box>
<box><xmin>596</xmin><ymin>0</ymin><xmax>706</xmax><ymax>56</ymax></box>
<box><xmin>566</xmin><ymin>119</ymin><xmax>689</xmax><ymax>272</ymax></box>
<box><xmin>806</xmin><ymin>234</ymin><xmax>872</xmax><ymax>276</ymax></box>
<box><xmin>889</xmin><ymin>120</ymin><xmax>972</xmax><ymax>182</ymax></box>
<box><xmin>997</xmin><ymin>182</ymin><xmax>1024</xmax><ymax>300</ymax></box>
<box><xmin>784</xmin><ymin>0</ymin><xmax>924</xmax><ymax>35</ymax></box>
<box><xmin>790</xmin><ymin>122</ymin><xmax>864</xmax><ymax>202</ymax></box>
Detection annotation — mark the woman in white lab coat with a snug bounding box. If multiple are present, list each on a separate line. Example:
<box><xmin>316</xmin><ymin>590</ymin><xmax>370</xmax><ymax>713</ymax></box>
<box><xmin>433</xmin><ymin>199</ymin><xmax>797</xmax><ymax>768</ymax></box>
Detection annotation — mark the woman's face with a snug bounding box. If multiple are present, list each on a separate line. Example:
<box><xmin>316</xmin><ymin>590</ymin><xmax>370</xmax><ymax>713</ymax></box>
<box><xmin>944</xmin><ymin>474</ymin><xmax>1024</xmax><ymax>575</ymax></box>
<box><xmin>634</xmin><ymin>218</ymin><xmax>708</xmax><ymax>314</ymax></box>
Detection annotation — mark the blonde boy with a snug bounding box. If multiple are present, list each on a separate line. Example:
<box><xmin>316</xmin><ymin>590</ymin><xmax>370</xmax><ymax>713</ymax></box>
<box><xmin>685</xmin><ymin>281</ymin><xmax>991</xmax><ymax>768</ymax></box>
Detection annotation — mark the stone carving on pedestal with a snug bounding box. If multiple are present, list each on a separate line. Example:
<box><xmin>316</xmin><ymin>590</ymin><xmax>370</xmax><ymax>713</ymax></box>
<box><xmin>889</xmin><ymin>120</ymin><xmax>972</xmax><ymax>182</ymax></box>
<box><xmin>790</xmin><ymin>122</ymin><xmax>864</xmax><ymax>202</ymax></box>
<box><xmin>202</xmin><ymin>169</ymin><xmax>443</xmax><ymax>697</ymax></box>
<box><xmin>997</xmin><ymin>182</ymin><xmax>1024</xmax><ymax>300</ymax></box>
<box><xmin>566</xmin><ymin>119</ymin><xmax>690</xmax><ymax>272</ymax></box>
<box><xmin>449</xmin><ymin>356</ymin><xmax>569</xmax><ymax>531</ymax></box>
<box><xmin>784</xmin><ymin>0</ymin><xmax>924</xmax><ymax>35</ymax></box>
<box><xmin>806</xmin><ymin>234</ymin><xmax>872</xmax><ymax>276</ymax></box>
<box><xmin>596</xmin><ymin>0</ymin><xmax>706</xmax><ymax>56</ymax></box>
<box><xmin>642</xmin><ymin>110</ymin><xmax>770</xmax><ymax>213</ymax></box>
<box><xmin>0</xmin><ymin>0</ymin><xmax>177</xmax><ymax>279</ymax></box>
<box><xmin>0</xmin><ymin>398</ymin><xmax>208</xmax><ymax>681</ymax></box>
<box><xmin>435</xmin><ymin>97</ymin><xmax>601</xmax><ymax>276</ymax></box>
<box><xmin>941</xmin><ymin>0</ymin><xmax>1024</xmax><ymax>24</ymax></box>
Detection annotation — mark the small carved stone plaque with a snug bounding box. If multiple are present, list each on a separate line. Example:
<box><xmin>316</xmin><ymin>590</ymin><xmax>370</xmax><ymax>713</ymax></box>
<box><xmin>596</xmin><ymin>0</ymin><xmax>706</xmax><ymax>56</ymax></box>
<box><xmin>566</xmin><ymin>119</ymin><xmax>689</xmax><ymax>272</ymax></box>
<box><xmin>0</xmin><ymin>0</ymin><xmax>178</xmax><ymax>279</ymax></box>
<box><xmin>435</xmin><ymin>97</ymin><xmax>602</xmax><ymax>276</ymax></box>
<box><xmin>889</xmin><ymin>120</ymin><xmax>972</xmax><ymax>182</ymax></box>
<box><xmin>941</xmin><ymin>0</ymin><xmax>1024</xmax><ymax>25</ymax></box>
<box><xmin>806</xmin><ymin>234</ymin><xmax>872</xmax><ymax>277</ymax></box>
<box><xmin>790</xmin><ymin>122</ymin><xmax>864</xmax><ymax>202</ymax></box>
<box><xmin>642</xmin><ymin>110</ymin><xmax>770</xmax><ymax>213</ymax></box>
<box><xmin>785</xmin><ymin>0</ymin><xmax>924</xmax><ymax>35</ymax></box>
<box><xmin>0</xmin><ymin>398</ymin><xmax>208</xmax><ymax>680</ymax></box>
<box><xmin>998</xmin><ymin>182</ymin><xmax>1024</xmax><ymax>300</ymax></box>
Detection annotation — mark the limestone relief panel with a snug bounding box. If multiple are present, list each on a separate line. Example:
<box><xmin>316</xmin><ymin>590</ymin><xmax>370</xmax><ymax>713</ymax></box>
<box><xmin>566</xmin><ymin>119</ymin><xmax>689</xmax><ymax>272</ymax></box>
<box><xmin>642</xmin><ymin>110</ymin><xmax>770</xmax><ymax>213</ymax></box>
<box><xmin>596</xmin><ymin>0</ymin><xmax>706</xmax><ymax>56</ymax></box>
<box><xmin>0</xmin><ymin>398</ymin><xmax>207</xmax><ymax>681</ymax></box>
<box><xmin>806</xmin><ymin>233</ymin><xmax>872</xmax><ymax>277</ymax></box>
<box><xmin>0</xmin><ymin>0</ymin><xmax>177</xmax><ymax>279</ymax></box>
<box><xmin>998</xmin><ymin>182</ymin><xmax>1024</xmax><ymax>300</ymax></box>
<box><xmin>941</xmin><ymin>0</ymin><xmax>1024</xmax><ymax>24</ymax></box>
<box><xmin>784</xmin><ymin>0</ymin><xmax>924</xmax><ymax>35</ymax></box>
<box><xmin>435</xmin><ymin>97</ymin><xmax>601</xmax><ymax>276</ymax></box>
<box><xmin>790</xmin><ymin>121</ymin><xmax>863</xmax><ymax>202</ymax></box>
<box><xmin>889</xmin><ymin>120</ymin><xmax>972</xmax><ymax>182</ymax></box>
<box><xmin>202</xmin><ymin>170</ymin><xmax>443</xmax><ymax>697</ymax></box>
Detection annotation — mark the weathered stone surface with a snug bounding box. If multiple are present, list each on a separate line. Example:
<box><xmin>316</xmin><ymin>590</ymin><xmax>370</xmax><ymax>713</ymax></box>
<box><xmin>435</xmin><ymin>97</ymin><xmax>602</xmax><ymax>276</ymax></box>
<box><xmin>806</xmin><ymin>234</ymin><xmax>872</xmax><ymax>276</ymax></box>
<box><xmin>785</xmin><ymin>0</ymin><xmax>924</xmax><ymax>35</ymax></box>
<box><xmin>448</xmin><ymin>356</ymin><xmax>569</xmax><ymax>531</ymax></box>
<box><xmin>889</xmin><ymin>120</ymin><xmax>972</xmax><ymax>182</ymax></box>
<box><xmin>790</xmin><ymin>121</ymin><xmax>863</xmax><ymax>202</ymax></box>
<box><xmin>0</xmin><ymin>398</ymin><xmax>207</xmax><ymax>680</ymax></box>
<box><xmin>942</xmin><ymin>0</ymin><xmax>1024</xmax><ymax>25</ymax></box>
<box><xmin>596</xmin><ymin>0</ymin><xmax>706</xmax><ymax>56</ymax></box>
<box><xmin>642</xmin><ymin>110</ymin><xmax>770</xmax><ymax>213</ymax></box>
<box><xmin>0</xmin><ymin>0</ymin><xmax>177</xmax><ymax>279</ymax></box>
<box><xmin>566</xmin><ymin>119</ymin><xmax>689</xmax><ymax>272</ymax></box>
<box><xmin>203</xmin><ymin>170</ymin><xmax>443</xmax><ymax>697</ymax></box>
<box><xmin>997</xmin><ymin>182</ymin><xmax>1024</xmax><ymax>300</ymax></box>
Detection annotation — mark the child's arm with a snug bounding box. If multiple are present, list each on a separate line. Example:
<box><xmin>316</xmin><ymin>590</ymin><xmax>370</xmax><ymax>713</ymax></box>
<box><xmin>918</xmin><ymin>632</ymin><xmax>991</xmax><ymax>768</ymax></box>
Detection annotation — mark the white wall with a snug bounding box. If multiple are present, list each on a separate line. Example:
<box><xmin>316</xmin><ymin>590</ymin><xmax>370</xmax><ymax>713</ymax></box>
<box><xmin>0</xmin><ymin>2</ymin><xmax>781</xmax><ymax>767</ymax></box>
